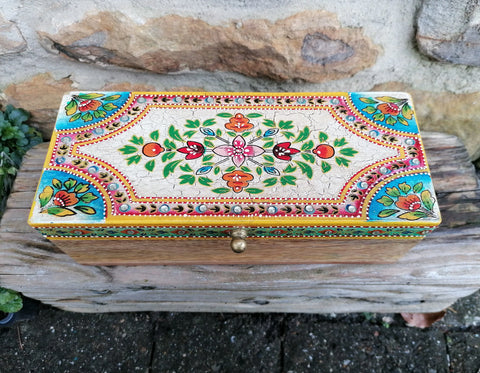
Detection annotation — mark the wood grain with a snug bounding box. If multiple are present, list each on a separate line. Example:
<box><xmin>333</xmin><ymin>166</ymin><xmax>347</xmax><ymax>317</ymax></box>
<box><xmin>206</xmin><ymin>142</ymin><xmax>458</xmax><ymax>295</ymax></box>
<box><xmin>1</xmin><ymin>132</ymin><xmax>479</xmax><ymax>313</ymax></box>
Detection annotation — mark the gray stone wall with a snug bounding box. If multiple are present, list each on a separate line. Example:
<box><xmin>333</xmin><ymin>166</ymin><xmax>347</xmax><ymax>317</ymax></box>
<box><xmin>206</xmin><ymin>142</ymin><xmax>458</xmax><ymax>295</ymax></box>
<box><xmin>1</xmin><ymin>0</ymin><xmax>480</xmax><ymax>161</ymax></box>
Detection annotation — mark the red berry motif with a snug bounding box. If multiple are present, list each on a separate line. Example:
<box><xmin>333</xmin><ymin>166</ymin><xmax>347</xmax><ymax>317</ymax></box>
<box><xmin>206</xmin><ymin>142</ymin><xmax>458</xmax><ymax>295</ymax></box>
<box><xmin>142</xmin><ymin>142</ymin><xmax>165</xmax><ymax>157</ymax></box>
<box><xmin>78</xmin><ymin>99</ymin><xmax>102</xmax><ymax>112</ymax></box>
<box><xmin>313</xmin><ymin>144</ymin><xmax>335</xmax><ymax>159</ymax></box>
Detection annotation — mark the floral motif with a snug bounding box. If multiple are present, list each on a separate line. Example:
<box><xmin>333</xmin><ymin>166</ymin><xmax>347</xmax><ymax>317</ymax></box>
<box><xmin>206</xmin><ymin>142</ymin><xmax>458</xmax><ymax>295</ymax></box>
<box><xmin>225</xmin><ymin>113</ymin><xmax>254</xmax><ymax>132</ymax></box>
<box><xmin>177</xmin><ymin>141</ymin><xmax>205</xmax><ymax>160</ymax></box>
<box><xmin>376</xmin><ymin>181</ymin><xmax>437</xmax><ymax>220</ymax></box>
<box><xmin>222</xmin><ymin>170</ymin><xmax>254</xmax><ymax>193</ymax></box>
<box><xmin>273</xmin><ymin>142</ymin><xmax>300</xmax><ymax>161</ymax></box>
<box><xmin>359</xmin><ymin>96</ymin><xmax>413</xmax><ymax>126</ymax></box>
<box><xmin>65</xmin><ymin>93</ymin><xmax>122</xmax><ymax>123</ymax></box>
<box><xmin>213</xmin><ymin>135</ymin><xmax>264</xmax><ymax>167</ymax></box>
<box><xmin>118</xmin><ymin>112</ymin><xmax>359</xmax><ymax>194</ymax></box>
<box><xmin>38</xmin><ymin>177</ymin><xmax>98</xmax><ymax>217</ymax></box>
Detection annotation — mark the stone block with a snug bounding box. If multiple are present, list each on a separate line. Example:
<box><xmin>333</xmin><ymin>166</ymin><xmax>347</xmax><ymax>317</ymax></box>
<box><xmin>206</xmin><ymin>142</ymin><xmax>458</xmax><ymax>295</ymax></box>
<box><xmin>0</xmin><ymin>14</ymin><xmax>26</xmax><ymax>55</ymax></box>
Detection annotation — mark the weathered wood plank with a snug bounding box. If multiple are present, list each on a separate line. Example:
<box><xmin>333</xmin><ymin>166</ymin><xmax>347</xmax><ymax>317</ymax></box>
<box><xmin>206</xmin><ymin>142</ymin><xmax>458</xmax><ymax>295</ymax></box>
<box><xmin>1</xmin><ymin>132</ymin><xmax>479</xmax><ymax>313</ymax></box>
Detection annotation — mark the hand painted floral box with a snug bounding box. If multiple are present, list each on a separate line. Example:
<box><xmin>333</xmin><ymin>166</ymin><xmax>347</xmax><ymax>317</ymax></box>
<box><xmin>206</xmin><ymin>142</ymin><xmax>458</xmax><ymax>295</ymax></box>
<box><xmin>28</xmin><ymin>91</ymin><xmax>441</xmax><ymax>265</ymax></box>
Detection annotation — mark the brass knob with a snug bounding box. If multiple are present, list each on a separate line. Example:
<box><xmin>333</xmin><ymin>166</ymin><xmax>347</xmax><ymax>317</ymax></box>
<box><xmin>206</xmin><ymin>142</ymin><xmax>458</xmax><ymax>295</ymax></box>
<box><xmin>230</xmin><ymin>228</ymin><xmax>248</xmax><ymax>253</ymax></box>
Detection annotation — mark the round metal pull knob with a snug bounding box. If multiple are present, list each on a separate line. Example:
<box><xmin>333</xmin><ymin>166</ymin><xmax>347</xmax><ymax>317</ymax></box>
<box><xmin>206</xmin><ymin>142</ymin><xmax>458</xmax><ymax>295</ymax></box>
<box><xmin>230</xmin><ymin>228</ymin><xmax>248</xmax><ymax>253</ymax></box>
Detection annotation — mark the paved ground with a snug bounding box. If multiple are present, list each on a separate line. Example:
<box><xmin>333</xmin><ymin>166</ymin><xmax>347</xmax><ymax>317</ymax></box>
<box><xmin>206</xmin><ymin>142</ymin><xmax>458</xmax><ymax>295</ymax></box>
<box><xmin>0</xmin><ymin>290</ymin><xmax>479</xmax><ymax>372</ymax></box>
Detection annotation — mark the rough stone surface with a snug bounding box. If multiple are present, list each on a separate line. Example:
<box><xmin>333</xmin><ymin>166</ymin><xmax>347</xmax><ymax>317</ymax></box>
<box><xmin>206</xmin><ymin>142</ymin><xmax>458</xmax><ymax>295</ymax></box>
<box><xmin>37</xmin><ymin>11</ymin><xmax>380</xmax><ymax>83</ymax></box>
<box><xmin>373</xmin><ymin>82</ymin><xmax>480</xmax><ymax>161</ymax></box>
<box><xmin>2</xmin><ymin>73</ymin><xmax>74</xmax><ymax>139</ymax></box>
<box><xmin>0</xmin><ymin>13</ymin><xmax>26</xmax><ymax>55</ymax></box>
<box><xmin>417</xmin><ymin>0</ymin><xmax>480</xmax><ymax>66</ymax></box>
<box><xmin>284</xmin><ymin>317</ymin><xmax>449</xmax><ymax>372</ymax></box>
<box><xmin>151</xmin><ymin>313</ymin><xmax>282</xmax><ymax>372</ymax></box>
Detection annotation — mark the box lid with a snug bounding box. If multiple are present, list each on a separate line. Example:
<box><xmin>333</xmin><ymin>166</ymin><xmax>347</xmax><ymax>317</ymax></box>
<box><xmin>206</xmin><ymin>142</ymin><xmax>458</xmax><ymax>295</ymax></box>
<box><xmin>28</xmin><ymin>91</ymin><xmax>441</xmax><ymax>239</ymax></box>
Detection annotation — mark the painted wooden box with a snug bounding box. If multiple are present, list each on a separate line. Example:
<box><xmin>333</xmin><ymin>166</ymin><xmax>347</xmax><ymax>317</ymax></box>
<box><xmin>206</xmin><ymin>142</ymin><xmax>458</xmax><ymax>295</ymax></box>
<box><xmin>28</xmin><ymin>92</ymin><xmax>441</xmax><ymax>265</ymax></box>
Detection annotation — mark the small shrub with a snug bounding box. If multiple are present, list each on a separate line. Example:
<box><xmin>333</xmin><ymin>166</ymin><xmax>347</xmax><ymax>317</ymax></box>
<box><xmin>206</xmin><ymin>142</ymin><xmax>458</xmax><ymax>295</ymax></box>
<box><xmin>0</xmin><ymin>105</ymin><xmax>42</xmax><ymax>215</ymax></box>
<box><xmin>0</xmin><ymin>287</ymin><xmax>22</xmax><ymax>313</ymax></box>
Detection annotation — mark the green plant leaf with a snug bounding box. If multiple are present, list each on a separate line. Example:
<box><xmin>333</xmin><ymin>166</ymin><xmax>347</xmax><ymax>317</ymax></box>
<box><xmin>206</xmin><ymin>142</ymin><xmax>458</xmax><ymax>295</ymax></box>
<box><xmin>0</xmin><ymin>288</ymin><xmax>23</xmax><ymax>313</ymax></box>
<box><xmin>386</xmin><ymin>187</ymin><xmax>401</xmax><ymax>197</ymax></box>
<box><xmin>402</xmin><ymin>104</ymin><xmax>413</xmax><ymax>120</ymax></box>
<box><xmin>81</xmin><ymin>112</ymin><xmax>93</xmax><ymax>122</ymax></box>
<box><xmin>301</xmin><ymin>140</ymin><xmax>314</xmax><ymax>151</ymax></box>
<box><xmin>39</xmin><ymin>186</ymin><xmax>53</xmax><ymax>207</ymax></box>
<box><xmin>202</xmin><ymin>154</ymin><xmax>214</xmax><ymax>162</ymax></box>
<box><xmin>74</xmin><ymin>183</ymin><xmax>89</xmax><ymax>193</ymax></box>
<box><xmin>263</xmin><ymin>177</ymin><xmax>278</xmax><ymax>187</ymax></box>
<box><xmin>64</xmin><ymin>178</ymin><xmax>77</xmax><ymax>190</ymax></box>
<box><xmin>280</xmin><ymin>175</ymin><xmax>296</xmax><ymax>186</ymax></box>
<box><xmin>339</xmin><ymin>147</ymin><xmax>358</xmax><ymax>157</ymax></box>
<box><xmin>126</xmin><ymin>155</ymin><xmax>141</xmax><ymax>165</ymax></box>
<box><xmin>294</xmin><ymin>161</ymin><xmax>313</xmax><ymax>179</ymax></box>
<box><xmin>378</xmin><ymin>209</ymin><xmax>399</xmax><ymax>218</ymax></box>
<box><xmin>73</xmin><ymin>205</ymin><xmax>96</xmax><ymax>215</ymax></box>
<box><xmin>256</xmin><ymin>167</ymin><xmax>262</xmax><ymax>175</ymax></box>
<box><xmin>145</xmin><ymin>160</ymin><xmax>156</xmax><ymax>172</ymax></box>
<box><xmin>301</xmin><ymin>153</ymin><xmax>315</xmax><ymax>164</ymax></box>
<box><xmin>150</xmin><ymin>130</ymin><xmax>159</xmax><ymax>141</ymax></box>
<box><xmin>385</xmin><ymin>116</ymin><xmax>397</xmax><ymax>125</ymax></box>
<box><xmin>262</xmin><ymin>119</ymin><xmax>276</xmax><ymax>127</ymax></box>
<box><xmin>202</xmin><ymin>118</ymin><xmax>216</xmax><ymax>126</ymax></box>
<box><xmin>398</xmin><ymin>117</ymin><xmax>409</xmax><ymax>126</ymax></box>
<box><xmin>398</xmin><ymin>211</ymin><xmax>428</xmax><ymax>220</ymax></box>
<box><xmin>163</xmin><ymin>139</ymin><xmax>176</xmax><ymax>150</ymax></box>
<box><xmin>321</xmin><ymin>161</ymin><xmax>331</xmax><ymax>173</ymax></box>
<box><xmin>413</xmin><ymin>182</ymin><xmax>423</xmax><ymax>193</ymax></box>
<box><xmin>161</xmin><ymin>151</ymin><xmax>176</xmax><ymax>162</ymax></box>
<box><xmin>198</xmin><ymin>176</ymin><xmax>213</xmax><ymax>186</ymax></box>
<box><xmin>217</xmin><ymin>113</ymin><xmax>233</xmax><ymax>118</ymax></box>
<box><xmin>225</xmin><ymin>166</ymin><xmax>236</xmax><ymax>172</ymax></box>
<box><xmin>93</xmin><ymin>109</ymin><xmax>107</xmax><ymax>119</ymax></box>
<box><xmin>335</xmin><ymin>156</ymin><xmax>350</xmax><ymax>167</ymax></box>
<box><xmin>240</xmin><ymin>166</ymin><xmax>251</xmax><ymax>173</ymax></box>
<box><xmin>373</xmin><ymin>113</ymin><xmax>385</xmax><ymax>122</ymax></box>
<box><xmin>359</xmin><ymin>97</ymin><xmax>378</xmax><ymax>104</ymax></box>
<box><xmin>69</xmin><ymin>113</ymin><xmax>82</xmax><ymax>122</ymax></box>
<box><xmin>284</xmin><ymin>164</ymin><xmax>297</xmax><ymax>173</ymax></box>
<box><xmin>216</xmin><ymin>128</ymin><xmax>223</xmax><ymax>137</ymax></box>
<box><xmin>279</xmin><ymin>120</ymin><xmax>294</xmax><ymax>129</ymax></box>
<box><xmin>80</xmin><ymin>192</ymin><xmax>98</xmax><ymax>203</ymax></box>
<box><xmin>204</xmin><ymin>140</ymin><xmax>215</xmax><ymax>148</ymax></box>
<box><xmin>65</xmin><ymin>100</ymin><xmax>77</xmax><ymax>116</ymax></box>
<box><xmin>334</xmin><ymin>137</ymin><xmax>347</xmax><ymax>147</ymax></box>
<box><xmin>421</xmin><ymin>190</ymin><xmax>435</xmax><ymax>211</ymax></box>
<box><xmin>245</xmin><ymin>188</ymin><xmax>263</xmax><ymax>194</ymax></box>
<box><xmin>246</xmin><ymin>113</ymin><xmax>263</xmax><ymax>118</ymax></box>
<box><xmin>185</xmin><ymin>119</ymin><xmax>201</xmax><ymax>128</ymax></box>
<box><xmin>119</xmin><ymin>145</ymin><xmax>138</xmax><ymax>155</ymax></box>
<box><xmin>129</xmin><ymin>135</ymin><xmax>144</xmax><ymax>146</ymax></box>
<box><xmin>47</xmin><ymin>207</ymin><xmax>76</xmax><ymax>216</ymax></box>
<box><xmin>377</xmin><ymin>195</ymin><xmax>394</xmax><ymax>206</ymax></box>
<box><xmin>318</xmin><ymin>132</ymin><xmax>328</xmax><ymax>142</ymax></box>
<box><xmin>77</xmin><ymin>93</ymin><xmax>104</xmax><ymax>100</ymax></box>
<box><xmin>168</xmin><ymin>125</ymin><xmax>183</xmax><ymax>141</ymax></box>
<box><xmin>282</xmin><ymin>131</ymin><xmax>296</xmax><ymax>139</ymax></box>
<box><xmin>263</xmin><ymin>154</ymin><xmax>275</xmax><ymax>163</ymax></box>
<box><xmin>102</xmin><ymin>103</ymin><xmax>117</xmax><ymax>111</ymax></box>
<box><xmin>163</xmin><ymin>159</ymin><xmax>183</xmax><ymax>178</ymax></box>
<box><xmin>212</xmin><ymin>187</ymin><xmax>231</xmax><ymax>194</ymax></box>
<box><xmin>398</xmin><ymin>182</ymin><xmax>411</xmax><ymax>194</ymax></box>
<box><xmin>214</xmin><ymin>166</ymin><xmax>221</xmax><ymax>175</ymax></box>
<box><xmin>376</xmin><ymin>96</ymin><xmax>403</xmax><ymax>103</ymax></box>
<box><xmin>102</xmin><ymin>94</ymin><xmax>121</xmax><ymax>101</ymax></box>
<box><xmin>362</xmin><ymin>106</ymin><xmax>377</xmax><ymax>114</ymax></box>
<box><xmin>180</xmin><ymin>164</ymin><xmax>194</xmax><ymax>172</ymax></box>
<box><xmin>263</xmin><ymin>140</ymin><xmax>274</xmax><ymax>148</ymax></box>
<box><xmin>293</xmin><ymin>127</ymin><xmax>310</xmax><ymax>143</ymax></box>
<box><xmin>179</xmin><ymin>174</ymin><xmax>195</xmax><ymax>185</ymax></box>
<box><xmin>52</xmin><ymin>179</ymin><xmax>62</xmax><ymax>189</ymax></box>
